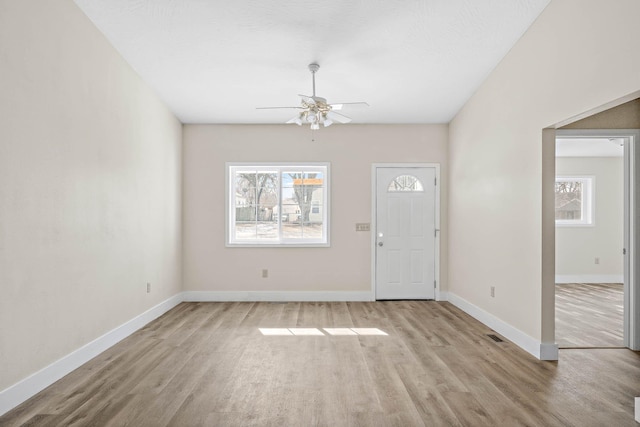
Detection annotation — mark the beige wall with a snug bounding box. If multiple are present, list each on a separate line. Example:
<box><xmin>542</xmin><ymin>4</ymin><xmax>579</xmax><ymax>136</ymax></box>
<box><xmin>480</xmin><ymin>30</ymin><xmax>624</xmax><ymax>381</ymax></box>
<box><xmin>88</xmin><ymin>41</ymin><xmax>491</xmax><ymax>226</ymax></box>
<box><xmin>183</xmin><ymin>124</ymin><xmax>448</xmax><ymax>294</ymax></box>
<box><xmin>449</xmin><ymin>0</ymin><xmax>640</xmax><ymax>344</ymax></box>
<box><xmin>555</xmin><ymin>157</ymin><xmax>624</xmax><ymax>280</ymax></box>
<box><xmin>0</xmin><ymin>0</ymin><xmax>182</xmax><ymax>391</ymax></box>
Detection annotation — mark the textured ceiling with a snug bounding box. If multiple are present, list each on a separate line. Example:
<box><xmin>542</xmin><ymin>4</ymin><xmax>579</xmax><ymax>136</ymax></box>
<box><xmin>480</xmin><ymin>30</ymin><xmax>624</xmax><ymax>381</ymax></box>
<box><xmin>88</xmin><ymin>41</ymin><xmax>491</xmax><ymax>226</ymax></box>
<box><xmin>74</xmin><ymin>0</ymin><xmax>550</xmax><ymax>124</ymax></box>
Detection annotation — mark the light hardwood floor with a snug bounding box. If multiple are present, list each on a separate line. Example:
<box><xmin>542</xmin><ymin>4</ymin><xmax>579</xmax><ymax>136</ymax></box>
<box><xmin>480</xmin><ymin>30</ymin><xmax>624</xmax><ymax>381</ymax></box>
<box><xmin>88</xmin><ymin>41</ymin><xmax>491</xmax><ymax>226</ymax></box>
<box><xmin>556</xmin><ymin>283</ymin><xmax>624</xmax><ymax>348</ymax></box>
<box><xmin>2</xmin><ymin>301</ymin><xmax>639</xmax><ymax>426</ymax></box>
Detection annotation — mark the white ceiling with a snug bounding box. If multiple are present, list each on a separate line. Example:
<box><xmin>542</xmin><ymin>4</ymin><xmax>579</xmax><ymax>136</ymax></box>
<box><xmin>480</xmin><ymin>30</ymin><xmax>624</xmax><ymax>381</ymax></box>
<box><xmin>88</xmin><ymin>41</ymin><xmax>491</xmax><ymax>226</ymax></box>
<box><xmin>74</xmin><ymin>0</ymin><xmax>550</xmax><ymax>124</ymax></box>
<box><xmin>556</xmin><ymin>138</ymin><xmax>625</xmax><ymax>158</ymax></box>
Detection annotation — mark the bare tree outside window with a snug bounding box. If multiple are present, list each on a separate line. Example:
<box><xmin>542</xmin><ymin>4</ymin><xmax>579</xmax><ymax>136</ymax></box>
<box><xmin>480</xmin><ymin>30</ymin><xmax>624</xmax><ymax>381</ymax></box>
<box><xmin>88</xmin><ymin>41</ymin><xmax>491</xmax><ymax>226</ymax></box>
<box><xmin>555</xmin><ymin>176</ymin><xmax>593</xmax><ymax>226</ymax></box>
<box><xmin>281</xmin><ymin>171</ymin><xmax>324</xmax><ymax>239</ymax></box>
<box><xmin>235</xmin><ymin>172</ymin><xmax>278</xmax><ymax>221</ymax></box>
<box><xmin>288</xmin><ymin>172</ymin><xmax>321</xmax><ymax>223</ymax></box>
<box><xmin>555</xmin><ymin>180</ymin><xmax>582</xmax><ymax>220</ymax></box>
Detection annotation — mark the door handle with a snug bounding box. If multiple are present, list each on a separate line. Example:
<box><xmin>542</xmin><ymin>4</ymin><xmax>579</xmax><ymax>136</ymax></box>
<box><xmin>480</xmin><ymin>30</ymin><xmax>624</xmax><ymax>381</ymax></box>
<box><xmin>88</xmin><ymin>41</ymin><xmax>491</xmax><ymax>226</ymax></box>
<box><xmin>378</xmin><ymin>242</ymin><xmax>384</xmax><ymax>247</ymax></box>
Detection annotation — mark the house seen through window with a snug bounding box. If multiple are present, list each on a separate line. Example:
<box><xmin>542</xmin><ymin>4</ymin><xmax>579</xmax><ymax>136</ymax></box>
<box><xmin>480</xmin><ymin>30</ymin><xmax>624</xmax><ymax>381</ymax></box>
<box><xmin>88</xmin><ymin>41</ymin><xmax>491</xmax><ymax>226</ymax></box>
<box><xmin>227</xmin><ymin>163</ymin><xmax>329</xmax><ymax>246</ymax></box>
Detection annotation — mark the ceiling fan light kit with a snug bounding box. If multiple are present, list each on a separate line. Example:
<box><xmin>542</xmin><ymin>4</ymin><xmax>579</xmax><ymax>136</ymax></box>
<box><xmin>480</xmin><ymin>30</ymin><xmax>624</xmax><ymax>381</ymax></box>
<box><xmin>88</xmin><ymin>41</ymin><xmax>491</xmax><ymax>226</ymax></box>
<box><xmin>258</xmin><ymin>63</ymin><xmax>368</xmax><ymax>130</ymax></box>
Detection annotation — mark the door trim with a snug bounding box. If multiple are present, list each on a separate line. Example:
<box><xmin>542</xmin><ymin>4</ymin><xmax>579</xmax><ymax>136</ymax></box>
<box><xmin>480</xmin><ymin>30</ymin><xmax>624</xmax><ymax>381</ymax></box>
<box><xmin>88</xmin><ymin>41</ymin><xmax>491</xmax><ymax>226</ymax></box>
<box><xmin>371</xmin><ymin>163</ymin><xmax>441</xmax><ymax>301</ymax></box>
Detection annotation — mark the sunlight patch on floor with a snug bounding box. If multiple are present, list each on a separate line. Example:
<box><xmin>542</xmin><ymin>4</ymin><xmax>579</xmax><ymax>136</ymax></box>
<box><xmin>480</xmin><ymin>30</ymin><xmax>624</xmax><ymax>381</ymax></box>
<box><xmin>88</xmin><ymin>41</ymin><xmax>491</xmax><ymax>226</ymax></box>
<box><xmin>259</xmin><ymin>327</ymin><xmax>388</xmax><ymax>336</ymax></box>
<box><xmin>349</xmin><ymin>328</ymin><xmax>388</xmax><ymax>336</ymax></box>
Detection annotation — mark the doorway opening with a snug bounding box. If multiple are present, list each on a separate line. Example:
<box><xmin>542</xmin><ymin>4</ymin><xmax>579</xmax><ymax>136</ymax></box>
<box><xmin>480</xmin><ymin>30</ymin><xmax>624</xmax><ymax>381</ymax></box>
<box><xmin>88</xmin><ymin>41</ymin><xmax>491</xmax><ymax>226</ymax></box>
<box><xmin>554</xmin><ymin>129</ymin><xmax>638</xmax><ymax>350</ymax></box>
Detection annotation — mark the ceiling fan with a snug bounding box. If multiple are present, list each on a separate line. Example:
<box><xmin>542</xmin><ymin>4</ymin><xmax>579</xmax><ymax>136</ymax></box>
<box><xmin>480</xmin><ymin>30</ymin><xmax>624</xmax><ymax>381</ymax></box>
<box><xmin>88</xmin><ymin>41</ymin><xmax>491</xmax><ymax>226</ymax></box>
<box><xmin>257</xmin><ymin>63</ymin><xmax>369</xmax><ymax>130</ymax></box>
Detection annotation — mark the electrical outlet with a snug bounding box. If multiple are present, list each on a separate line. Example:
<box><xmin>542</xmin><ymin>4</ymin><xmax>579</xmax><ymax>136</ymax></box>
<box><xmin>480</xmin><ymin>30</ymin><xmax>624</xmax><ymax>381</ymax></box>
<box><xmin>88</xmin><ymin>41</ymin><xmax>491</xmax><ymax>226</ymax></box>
<box><xmin>262</xmin><ymin>269</ymin><xmax>268</xmax><ymax>278</ymax></box>
<box><xmin>595</xmin><ymin>257</ymin><xmax>600</xmax><ymax>265</ymax></box>
<box><xmin>490</xmin><ymin>286</ymin><xmax>495</xmax><ymax>298</ymax></box>
<box><xmin>147</xmin><ymin>283</ymin><xmax>151</xmax><ymax>293</ymax></box>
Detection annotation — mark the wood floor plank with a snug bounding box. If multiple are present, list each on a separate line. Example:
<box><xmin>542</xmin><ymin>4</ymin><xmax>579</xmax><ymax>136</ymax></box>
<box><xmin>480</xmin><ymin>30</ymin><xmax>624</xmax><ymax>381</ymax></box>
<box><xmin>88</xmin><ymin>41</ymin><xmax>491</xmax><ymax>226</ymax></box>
<box><xmin>556</xmin><ymin>283</ymin><xmax>624</xmax><ymax>347</ymax></box>
<box><xmin>2</xmin><ymin>301</ymin><xmax>639</xmax><ymax>426</ymax></box>
<box><xmin>394</xmin><ymin>363</ymin><xmax>464</xmax><ymax>426</ymax></box>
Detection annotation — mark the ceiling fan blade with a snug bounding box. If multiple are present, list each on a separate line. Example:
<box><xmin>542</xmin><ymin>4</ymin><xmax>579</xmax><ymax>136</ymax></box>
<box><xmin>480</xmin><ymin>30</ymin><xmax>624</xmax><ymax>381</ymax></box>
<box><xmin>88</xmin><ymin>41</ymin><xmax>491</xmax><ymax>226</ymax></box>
<box><xmin>327</xmin><ymin>111</ymin><xmax>352</xmax><ymax>124</ymax></box>
<box><xmin>298</xmin><ymin>94</ymin><xmax>316</xmax><ymax>104</ymax></box>
<box><xmin>286</xmin><ymin>115</ymin><xmax>303</xmax><ymax>126</ymax></box>
<box><xmin>256</xmin><ymin>106</ymin><xmax>303</xmax><ymax>110</ymax></box>
<box><xmin>329</xmin><ymin>102</ymin><xmax>369</xmax><ymax>111</ymax></box>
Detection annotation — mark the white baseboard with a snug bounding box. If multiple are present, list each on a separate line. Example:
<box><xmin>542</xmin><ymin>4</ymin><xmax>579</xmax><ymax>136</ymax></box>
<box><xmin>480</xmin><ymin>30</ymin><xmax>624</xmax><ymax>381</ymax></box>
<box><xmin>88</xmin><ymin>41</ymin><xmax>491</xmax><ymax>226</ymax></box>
<box><xmin>183</xmin><ymin>290</ymin><xmax>374</xmax><ymax>302</ymax></box>
<box><xmin>446</xmin><ymin>292</ymin><xmax>558</xmax><ymax>361</ymax></box>
<box><xmin>0</xmin><ymin>293</ymin><xmax>184</xmax><ymax>417</ymax></box>
<box><xmin>555</xmin><ymin>274</ymin><xmax>624</xmax><ymax>284</ymax></box>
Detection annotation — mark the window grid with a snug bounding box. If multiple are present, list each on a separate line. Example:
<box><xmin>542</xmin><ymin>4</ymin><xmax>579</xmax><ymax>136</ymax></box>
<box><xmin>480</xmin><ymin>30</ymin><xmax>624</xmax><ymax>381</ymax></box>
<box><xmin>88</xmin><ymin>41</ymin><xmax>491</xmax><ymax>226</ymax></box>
<box><xmin>387</xmin><ymin>174</ymin><xmax>424</xmax><ymax>192</ymax></box>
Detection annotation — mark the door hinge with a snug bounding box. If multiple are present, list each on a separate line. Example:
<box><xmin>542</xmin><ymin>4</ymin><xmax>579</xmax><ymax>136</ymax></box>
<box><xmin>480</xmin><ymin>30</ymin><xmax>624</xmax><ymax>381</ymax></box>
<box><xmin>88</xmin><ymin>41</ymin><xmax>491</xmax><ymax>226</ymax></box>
<box><xmin>623</xmin><ymin>248</ymin><xmax>627</xmax><ymax>255</ymax></box>
<box><xmin>434</xmin><ymin>280</ymin><xmax>437</xmax><ymax>288</ymax></box>
<box><xmin>434</xmin><ymin>177</ymin><xmax>437</xmax><ymax>186</ymax></box>
<box><xmin>434</xmin><ymin>229</ymin><xmax>440</xmax><ymax>237</ymax></box>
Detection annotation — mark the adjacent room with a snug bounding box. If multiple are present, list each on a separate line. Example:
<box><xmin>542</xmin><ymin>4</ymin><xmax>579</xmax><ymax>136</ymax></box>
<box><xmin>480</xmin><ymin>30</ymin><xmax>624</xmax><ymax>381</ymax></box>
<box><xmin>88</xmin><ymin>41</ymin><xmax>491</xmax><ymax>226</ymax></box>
<box><xmin>555</xmin><ymin>135</ymin><xmax>624</xmax><ymax>348</ymax></box>
<box><xmin>1</xmin><ymin>0</ymin><xmax>639</xmax><ymax>425</ymax></box>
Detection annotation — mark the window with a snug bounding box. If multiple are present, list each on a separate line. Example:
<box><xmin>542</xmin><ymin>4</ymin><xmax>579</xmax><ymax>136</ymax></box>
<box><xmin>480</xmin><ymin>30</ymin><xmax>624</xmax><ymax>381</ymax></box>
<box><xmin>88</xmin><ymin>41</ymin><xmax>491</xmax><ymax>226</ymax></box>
<box><xmin>555</xmin><ymin>176</ymin><xmax>594</xmax><ymax>226</ymax></box>
<box><xmin>227</xmin><ymin>163</ymin><xmax>329</xmax><ymax>246</ymax></box>
<box><xmin>387</xmin><ymin>174</ymin><xmax>424</xmax><ymax>192</ymax></box>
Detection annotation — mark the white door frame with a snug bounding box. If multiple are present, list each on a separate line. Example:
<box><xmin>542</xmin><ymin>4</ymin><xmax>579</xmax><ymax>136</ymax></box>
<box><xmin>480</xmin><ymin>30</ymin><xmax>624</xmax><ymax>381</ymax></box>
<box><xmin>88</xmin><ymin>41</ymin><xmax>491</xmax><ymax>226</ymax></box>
<box><xmin>371</xmin><ymin>163</ymin><xmax>441</xmax><ymax>300</ymax></box>
<box><xmin>555</xmin><ymin>129</ymin><xmax>640</xmax><ymax>350</ymax></box>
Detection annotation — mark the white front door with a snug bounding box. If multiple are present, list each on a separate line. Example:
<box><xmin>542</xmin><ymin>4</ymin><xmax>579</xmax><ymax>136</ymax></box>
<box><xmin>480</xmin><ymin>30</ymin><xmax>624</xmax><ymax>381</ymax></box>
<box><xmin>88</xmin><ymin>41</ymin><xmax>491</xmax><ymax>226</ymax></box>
<box><xmin>375</xmin><ymin>166</ymin><xmax>438</xmax><ymax>300</ymax></box>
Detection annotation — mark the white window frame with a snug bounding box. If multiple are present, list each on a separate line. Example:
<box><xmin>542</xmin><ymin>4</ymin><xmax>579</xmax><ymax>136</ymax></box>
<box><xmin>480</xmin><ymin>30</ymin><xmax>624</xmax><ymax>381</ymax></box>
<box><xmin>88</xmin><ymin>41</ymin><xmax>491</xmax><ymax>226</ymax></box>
<box><xmin>226</xmin><ymin>162</ymin><xmax>330</xmax><ymax>247</ymax></box>
<box><xmin>555</xmin><ymin>175</ymin><xmax>595</xmax><ymax>227</ymax></box>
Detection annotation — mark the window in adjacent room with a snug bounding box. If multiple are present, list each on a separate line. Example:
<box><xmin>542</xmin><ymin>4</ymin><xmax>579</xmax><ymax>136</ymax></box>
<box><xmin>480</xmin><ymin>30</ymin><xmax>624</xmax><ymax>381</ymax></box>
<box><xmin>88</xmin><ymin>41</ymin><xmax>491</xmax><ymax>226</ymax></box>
<box><xmin>227</xmin><ymin>163</ymin><xmax>329</xmax><ymax>246</ymax></box>
<box><xmin>555</xmin><ymin>176</ymin><xmax>594</xmax><ymax>226</ymax></box>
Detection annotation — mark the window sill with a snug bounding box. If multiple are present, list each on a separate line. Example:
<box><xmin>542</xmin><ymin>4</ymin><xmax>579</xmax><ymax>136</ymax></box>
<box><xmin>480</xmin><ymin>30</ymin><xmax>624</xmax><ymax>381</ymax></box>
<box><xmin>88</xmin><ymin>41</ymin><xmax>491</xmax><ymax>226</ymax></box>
<box><xmin>226</xmin><ymin>242</ymin><xmax>330</xmax><ymax>248</ymax></box>
<box><xmin>555</xmin><ymin>223</ymin><xmax>595</xmax><ymax>228</ymax></box>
